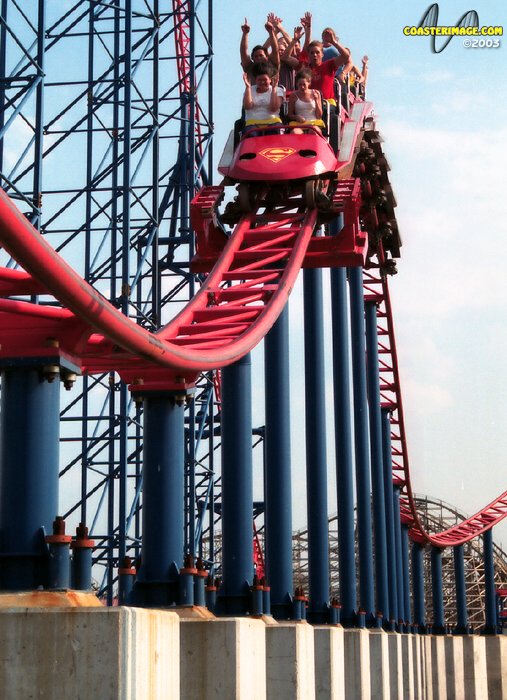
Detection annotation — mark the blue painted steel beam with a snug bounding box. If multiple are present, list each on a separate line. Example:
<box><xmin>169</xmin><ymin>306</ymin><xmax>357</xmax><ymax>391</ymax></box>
<box><xmin>117</xmin><ymin>4</ymin><xmax>132</xmax><ymax>594</ymax></box>
<box><xmin>0</xmin><ymin>366</ymin><xmax>60</xmax><ymax>590</ymax></box>
<box><xmin>0</xmin><ymin>76</ymin><xmax>43</xmax><ymax>146</ymax></box>
<box><xmin>217</xmin><ymin>353</ymin><xmax>254</xmax><ymax>615</ymax></box>
<box><xmin>150</xmin><ymin>5</ymin><xmax>161</xmax><ymax>321</ymax></box>
<box><xmin>381</xmin><ymin>407</ymin><xmax>398</xmax><ymax>626</ymax></box>
<box><xmin>431</xmin><ymin>546</ymin><xmax>445</xmax><ymax>634</ymax></box>
<box><xmin>0</xmin><ymin>0</ymin><xmax>7</xmax><ymax>174</ymax></box>
<box><xmin>32</xmin><ymin>0</ymin><xmax>45</xmax><ymax>231</ymax></box>
<box><xmin>121</xmin><ymin>0</ymin><xmax>132</xmax><ymax>317</ymax></box>
<box><xmin>401</xmin><ymin>524</ymin><xmax>412</xmax><ymax>627</ymax></box>
<box><xmin>483</xmin><ymin>528</ymin><xmax>497</xmax><ymax>634</ymax></box>
<box><xmin>303</xmin><ymin>267</ymin><xmax>330</xmax><ymax>623</ymax></box>
<box><xmin>453</xmin><ymin>544</ymin><xmax>468</xmax><ymax>634</ymax></box>
<box><xmin>392</xmin><ymin>486</ymin><xmax>405</xmax><ymax>626</ymax></box>
<box><xmin>72</xmin><ymin>523</ymin><xmax>94</xmax><ymax>593</ymax></box>
<box><xmin>116</xmin><ymin>387</ymin><xmax>129</xmax><ymax>602</ymax></box>
<box><xmin>186</xmin><ymin>400</ymin><xmax>197</xmax><ymax>557</ymax></box>
<box><xmin>412</xmin><ymin>542</ymin><xmax>426</xmax><ymax>632</ymax></box>
<box><xmin>330</xmin><ymin>266</ymin><xmax>357</xmax><ymax>626</ymax></box>
<box><xmin>264</xmin><ymin>307</ymin><xmax>293</xmax><ymax>619</ymax></box>
<box><xmin>130</xmin><ymin>393</ymin><xmax>185</xmax><ymax>606</ymax></box>
<box><xmin>80</xmin><ymin>1</ymin><xmax>97</xmax><ymax>533</ymax></box>
<box><xmin>207</xmin><ymin>407</ymin><xmax>216</xmax><ymax>568</ymax></box>
<box><xmin>349</xmin><ymin>266</ymin><xmax>375</xmax><ymax>623</ymax></box>
<box><xmin>365</xmin><ymin>300</ymin><xmax>389</xmax><ymax>623</ymax></box>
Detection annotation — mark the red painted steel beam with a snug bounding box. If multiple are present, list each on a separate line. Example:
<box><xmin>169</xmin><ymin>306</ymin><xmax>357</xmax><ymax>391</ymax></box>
<box><xmin>0</xmin><ymin>268</ymin><xmax>47</xmax><ymax>296</ymax></box>
<box><xmin>368</xmin><ymin>242</ymin><xmax>507</xmax><ymax>546</ymax></box>
<box><xmin>0</xmin><ymin>189</ymin><xmax>317</xmax><ymax>386</ymax></box>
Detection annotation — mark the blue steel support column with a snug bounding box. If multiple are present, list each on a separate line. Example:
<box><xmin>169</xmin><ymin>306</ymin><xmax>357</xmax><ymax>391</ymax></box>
<box><xmin>349</xmin><ymin>266</ymin><xmax>375</xmax><ymax>623</ymax></box>
<box><xmin>0</xmin><ymin>0</ymin><xmax>7</xmax><ymax>173</ymax></box>
<box><xmin>431</xmin><ymin>546</ymin><xmax>445</xmax><ymax>634</ymax></box>
<box><xmin>401</xmin><ymin>524</ymin><xmax>412</xmax><ymax>628</ymax></box>
<box><xmin>121</xmin><ymin>0</ymin><xmax>132</xmax><ymax>317</ymax></box>
<box><xmin>483</xmin><ymin>528</ymin><xmax>497</xmax><ymax>634</ymax></box>
<box><xmin>0</xmin><ymin>367</ymin><xmax>60</xmax><ymax>590</ymax></box>
<box><xmin>117</xmin><ymin>386</ymin><xmax>129</xmax><ymax>601</ymax></box>
<box><xmin>31</xmin><ymin>0</ymin><xmax>45</xmax><ymax>230</ymax></box>
<box><xmin>303</xmin><ymin>267</ymin><xmax>330</xmax><ymax>623</ymax></box>
<box><xmin>393</xmin><ymin>486</ymin><xmax>405</xmax><ymax>626</ymax></box>
<box><xmin>264</xmin><ymin>307</ymin><xmax>293</xmax><ymax>619</ymax></box>
<box><xmin>453</xmin><ymin>544</ymin><xmax>468</xmax><ymax>634</ymax></box>
<box><xmin>186</xmin><ymin>400</ymin><xmax>197</xmax><ymax>557</ymax></box>
<box><xmin>365</xmin><ymin>300</ymin><xmax>389</xmax><ymax>623</ymax></box>
<box><xmin>130</xmin><ymin>393</ymin><xmax>185</xmax><ymax>606</ymax></box>
<box><xmin>217</xmin><ymin>353</ymin><xmax>253</xmax><ymax>615</ymax></box>
<box><xmin>330</xmin><ymin>266</ymin><xmax>357</xmax><ymax>626</ymax></box>
<box><xmin>412</xmin><ymin>542</ymin><xmax>426</xmax><ymax>632</ymax></box>
<box><xmin>381</xmin><ymin>408</ymin><xmax>398</xmax><ymax>627</ymax></box>
<box><xmin>118</xmin><ymin>2</ymin><xmax>132</xmax><ymax>591</ymax></box>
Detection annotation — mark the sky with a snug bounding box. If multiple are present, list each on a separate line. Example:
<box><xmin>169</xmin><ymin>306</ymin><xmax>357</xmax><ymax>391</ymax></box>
<box><xmin>212</xmin><ymin>0</ymin><xmax>507</xmax><ymax>546</ymax></box>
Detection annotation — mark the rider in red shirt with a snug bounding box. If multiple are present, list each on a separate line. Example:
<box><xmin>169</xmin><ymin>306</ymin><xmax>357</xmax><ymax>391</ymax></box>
<box><xmin>282</xmin><ymin>29</ymin><xmax>351</xmax><ymax>103</ymax></box>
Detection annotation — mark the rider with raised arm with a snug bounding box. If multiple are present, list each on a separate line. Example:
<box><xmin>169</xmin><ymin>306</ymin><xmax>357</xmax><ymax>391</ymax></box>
<box><xmin>282</xmin><ymin>29</ymin><xmax>351</xmax><ymax>104</ymax></box>
<box><xmin>240</xmin><ymin>17</ymin><xmax>280</xmax><ymax>82</ymax></box>
<box><xmin>265</xmin><ymin>13</ymin><xmax>297</xmax><ymax>90</ymax></box>
<box><xmin>300</xmin><ymin>11</ymin><xmax>312</xmax><ymax>58</ymax></box>
<box><xmin>264</xmin><ymin>13</ymin><xmax>292</xmax><ymax>50</ymax></box>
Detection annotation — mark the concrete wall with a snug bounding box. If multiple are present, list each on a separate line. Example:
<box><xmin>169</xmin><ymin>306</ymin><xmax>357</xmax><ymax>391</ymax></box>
<box><xmin>180</xmin><ymin>617</ymin><xmax>266</xmax><ymax>700</ymax></box>
<box><xmin>1</xmin><ymin>607</ymin><xmax>507</xmax><ymax>699</ymax></box>
<box><xmin>0</xmin><ymin>607</ymin><xmax>180</xmax><ymax>700</ymax></box>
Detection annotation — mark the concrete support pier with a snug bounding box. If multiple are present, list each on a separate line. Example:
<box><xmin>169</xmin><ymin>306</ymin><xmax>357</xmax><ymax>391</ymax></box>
<box><xmin>387</xmin><ymin>632</ymin><xmax>403</xmax><ymax>700</ymax></box>
<box><xmin>0</xmin><ymin>607</ymin><xmax>180</xmax><ymax>700</ymax></box>
<box><xmin>445</xmin><ymin>634</ymin><xmax>465</xmax><ymax>699</ymax></box>
<box><xmin>369</xmin><ymin>629</ymin><xmax>390</xmax><ymax>699</ymax></box>
<box><xmin>401</xmin><ymin>633</ymin><xmax>415</xmax><ymax>700</ymax></box>
<box><xmin>486</xmin><ymin>635</ymin><xmax>507</xmax><ymax>699</ymax></box>
<box><xmin>180</xmin><ymin>617</ymin><xmax>266</xmax><ymax>700</ymax></box>
<box><xmin>344</xmin><ymin>628</ymin><xmax>371</xmax><ymax>699</ymax></box>
<box><xmin>314</xmin><ymin>625</ymin><xmax>345</xmax><ymax>700</ymax></box>
<box><xmin>1</xmin><ymin>607</ymin><xmax>507</xmax><ymax>699</ymax></box>
<box><xmin>266</xmin><ymin>622</ymin><xmax>316</xmax><ymax>700</ymax></box>
<box><xmin>462</xmin><ymin>635</ymin><xmax>488</xmax><ymax>699</ymax></box>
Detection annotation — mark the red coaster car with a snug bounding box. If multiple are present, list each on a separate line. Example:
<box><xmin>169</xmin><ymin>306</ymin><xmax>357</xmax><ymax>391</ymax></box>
<box><xmin>219</xmin><ymin>125</ymin><xmax>339</xmax><ymax>184</ymax></box>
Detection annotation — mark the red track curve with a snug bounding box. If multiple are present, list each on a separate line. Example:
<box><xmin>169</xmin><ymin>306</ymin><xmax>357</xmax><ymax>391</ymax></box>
<box><xmin>364</xmin><ymin>244</ymin><xmax>507</xmax><ymax>547</ymax></box>
<box><xmin>0</xmin><ymin>188</ymin><xmax>317</xmax><ymax>381</ymax></box>
<box><xmin>1</xmin><ymin>102</ymin><xmax>506</xmax><ymax>548</ymax></box>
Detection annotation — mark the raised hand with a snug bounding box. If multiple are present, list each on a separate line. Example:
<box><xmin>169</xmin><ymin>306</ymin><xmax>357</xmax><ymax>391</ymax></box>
<box><xmin>267</xmin><ymin>12</ymin><xmax>282</xmax><ymax>28</ymax></box>
<box><xmin>322</xmin><ymin>28</ymin><xmax>337</xmax><ymax>43</ymax></box>
<box><xmin>293</xmin><ymin>26</ymin><xmax>304</xmax><ymax>42</ymax></box>
<box><xmin>301</xmin><ymin>11</ymin><xmax>312</xmax><ymax>28</ymax></box>
<box><xmin>241</xmin><ymin>18</ymin><xmax>250</xmax><ymax>34</ymax></box>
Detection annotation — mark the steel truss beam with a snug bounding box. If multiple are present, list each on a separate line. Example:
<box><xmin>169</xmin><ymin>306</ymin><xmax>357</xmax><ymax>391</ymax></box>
<box><xmin>0</xmin><ymin>0</ymin><xmax>213</xmax><ymax>601</ymax></box>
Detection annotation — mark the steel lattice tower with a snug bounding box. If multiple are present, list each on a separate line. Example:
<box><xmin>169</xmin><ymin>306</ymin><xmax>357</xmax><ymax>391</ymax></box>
<box><xmin>0</xmin><ymin>0</ymin><xmax>214</xmax><ymax>602</ymax></box>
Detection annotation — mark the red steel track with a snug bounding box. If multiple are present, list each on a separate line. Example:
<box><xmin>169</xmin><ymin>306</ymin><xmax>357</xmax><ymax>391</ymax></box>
<box><xmin>0</xmin><ymin>188</ymin><xmax>319</xmax><ymax>388</ymax></box>
<box><xmin>364</xmin><ymin>246</ymin><xmax>507</xmax><ymax>547</ymax></box>
<box><xmin>1</xmin><ymin>68</ymin><xmax>506</xmax><ymax>547</ymax></box>
<box><xmin>1</xmin><ymin>180</ymin><xmax>506</xmax><ymax>547</ymax></box>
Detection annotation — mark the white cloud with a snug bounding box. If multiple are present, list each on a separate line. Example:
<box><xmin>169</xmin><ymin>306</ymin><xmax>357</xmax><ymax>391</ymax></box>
<box><xmin>421</xmin><ymin>69</ymin><xmax>456</xmax><ymax>84</ymax></box>
<box><xmin>403</xmin><ymin>377</ymin><xmax>454</xmax><ymax>412</ymax></box>
<box><xmin>381</xmin><ymin>66</ymin><xmax>406</xmax><ymax>78</ymax></box>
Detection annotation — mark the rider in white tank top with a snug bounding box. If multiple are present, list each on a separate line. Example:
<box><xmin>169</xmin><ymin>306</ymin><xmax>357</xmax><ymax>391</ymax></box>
<box><xmin>287</xmin><ymin>68</ymin><xmax>325</xmax><ymax>133</ymax></box>
<box><xmin>294</xmin><ymin>95</ymin><xmax>318</xmax><ymax>121</ymax></box>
